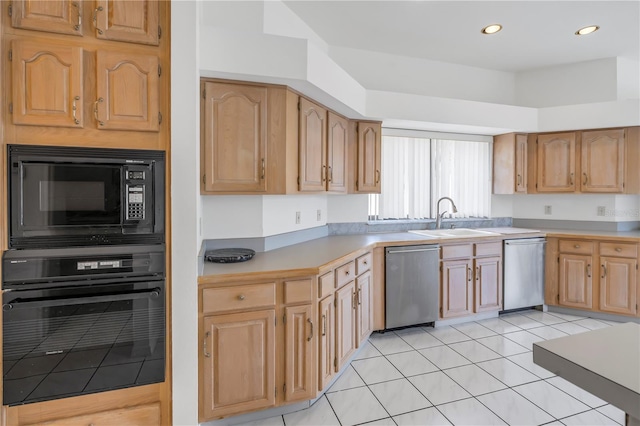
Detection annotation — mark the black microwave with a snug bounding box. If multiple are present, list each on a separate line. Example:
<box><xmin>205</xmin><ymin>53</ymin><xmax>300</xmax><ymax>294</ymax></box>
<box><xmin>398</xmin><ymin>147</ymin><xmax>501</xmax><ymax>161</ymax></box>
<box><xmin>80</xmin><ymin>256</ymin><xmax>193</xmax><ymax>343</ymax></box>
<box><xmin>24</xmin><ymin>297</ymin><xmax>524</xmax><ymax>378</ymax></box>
<box><xmin>8</xmin><ymin>145</ymin><xmax>165</xmax><ymax>249</ymax></box>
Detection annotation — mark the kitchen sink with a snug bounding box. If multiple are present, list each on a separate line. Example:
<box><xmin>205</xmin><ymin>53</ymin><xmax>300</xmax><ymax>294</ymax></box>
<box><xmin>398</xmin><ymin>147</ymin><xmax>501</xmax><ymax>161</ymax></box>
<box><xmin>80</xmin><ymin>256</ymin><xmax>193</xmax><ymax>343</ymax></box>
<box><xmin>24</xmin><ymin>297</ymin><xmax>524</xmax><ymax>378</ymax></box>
<box><xmin>409</xmin><ymin>228</ymin><xmax>501</xmax><ymax>238</ymax></box>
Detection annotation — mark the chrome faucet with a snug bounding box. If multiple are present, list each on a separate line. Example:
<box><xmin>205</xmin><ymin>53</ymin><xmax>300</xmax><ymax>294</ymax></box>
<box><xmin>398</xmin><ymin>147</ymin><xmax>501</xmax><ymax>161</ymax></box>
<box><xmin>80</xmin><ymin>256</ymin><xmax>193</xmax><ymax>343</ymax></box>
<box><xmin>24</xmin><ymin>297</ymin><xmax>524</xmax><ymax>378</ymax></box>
<box><xmin>435</xmin><ymin>197</ymin><xmax>458</xmax><ymax>229</ymax></box>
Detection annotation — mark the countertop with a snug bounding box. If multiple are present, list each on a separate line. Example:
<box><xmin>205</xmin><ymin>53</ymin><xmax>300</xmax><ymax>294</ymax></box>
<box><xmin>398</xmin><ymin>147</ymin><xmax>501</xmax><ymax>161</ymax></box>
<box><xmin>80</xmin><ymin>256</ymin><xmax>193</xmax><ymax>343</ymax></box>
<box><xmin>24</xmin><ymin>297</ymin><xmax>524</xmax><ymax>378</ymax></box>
<box><xmin>198</xmin><ymin>227</ymin><xmax>640</xmax><ymax>284</ymax></box>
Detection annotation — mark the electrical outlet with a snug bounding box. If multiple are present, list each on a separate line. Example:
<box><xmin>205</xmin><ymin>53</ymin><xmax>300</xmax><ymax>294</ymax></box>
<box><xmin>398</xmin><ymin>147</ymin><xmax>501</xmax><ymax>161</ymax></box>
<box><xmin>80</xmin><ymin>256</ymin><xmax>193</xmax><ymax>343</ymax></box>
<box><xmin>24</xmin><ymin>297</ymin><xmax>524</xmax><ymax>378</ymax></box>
<box><xmin>544</xmin><ymin>205</ymin><xmax>552</xmax><ymax>215</ymax></box>
<box><xmin>317</xmin><ymin>209</ymin><xmax>322</xmax><ymax>221</ymax></box>
<box><xmin>597</xmin><ymin>206</ymin><xmax>606</xmax><ymax>217</ymax></box>
<box><xmin>295</xmin><ymin>211</ymin><xmax>301</xmax><ymax>224</ymax></box>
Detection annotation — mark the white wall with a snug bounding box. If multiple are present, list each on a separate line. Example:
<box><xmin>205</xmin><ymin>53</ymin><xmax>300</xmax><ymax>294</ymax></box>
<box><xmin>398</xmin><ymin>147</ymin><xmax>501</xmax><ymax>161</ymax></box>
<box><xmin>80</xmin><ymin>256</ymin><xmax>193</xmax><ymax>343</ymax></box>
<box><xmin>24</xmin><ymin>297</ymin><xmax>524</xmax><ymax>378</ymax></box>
<box><xmin>327</xmin><ymin>195</ymin><xmax>370</xmax><ymax>223</ymax></box>
<box><xmin>171</xmin><ymin>2</ymin><xmax>200</xmax><ymax>425</ymax></box>
<box><xmin>515</xmin><ymin>58</ymin><xmax>619</xmax><ymax>108</ymax></box>
<box><xmin>510</xmin><ymin>194</ymin><xmax>640</xmax><ymax>222</ymax></box>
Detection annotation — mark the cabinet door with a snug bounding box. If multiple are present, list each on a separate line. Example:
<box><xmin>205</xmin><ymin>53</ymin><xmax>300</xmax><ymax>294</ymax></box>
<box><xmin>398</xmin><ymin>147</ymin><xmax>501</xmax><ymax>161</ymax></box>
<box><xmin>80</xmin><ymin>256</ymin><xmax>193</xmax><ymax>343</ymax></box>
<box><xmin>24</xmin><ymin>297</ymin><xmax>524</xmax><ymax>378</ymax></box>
<box><xmin>356</xmin><ymin>270</ymin><xmax>373</xmax><ymax>344</ymax></box>
<box><xmin>318</xmin><ymin>295</ymin><xmax>335</xmax><ymax>391</ymax></box>
<box><xmin>474</xmin><ymin>256</ymin><xmax>502</xmax><ymax>312</ymax></box>
<box><xmin>356</xmin><ymin>122</ymin><xmax>381</xmax><ymax>193</ymax></box>
<box><xmin>558</xmin><ymin>254</ymin><xmax>593</xmax><ymax>309</ymax></box>
<box><xmin>284</xmin><ymin>305</ymin><xmax>315</xmax><ymax>402</ymax></box>
<box><xmin>94</xmin><ymin>0</ymin><xmax>159</xmax><ymax>45</ymax></box>
<box><xmin>11</xmin><ymin>39</ymin><xmax>83</xmax><ymax>128</ymax></box>
<box><xmin>11</xmin><ymin>0</ymin><xmax>82</xmax><ymax>36</ymax></box>
<box><xmin>202</xmin><ymin>82</ymin><xmax>267</xmax><ymax>193</ymax></box>
<box><xmin>335</xmin><ymin>281</ymin><xmax>356</xmax><ymax>371</ymax></box>
<box><xmin>327</xmin><ymin>112</ymin><xmax>348</xmax><ymax>193</ymax></box>
<box><xmin>95</xmin><ymin>50</ymin><xmax>159</xmax><ymax>131</ymax></box>
<box><xmin>299</xmin><ymin>98</ymin><xmax>327</xmax><ymax>191</ymax></box>
<box><xmin>441</xmin><ymin>259</ymin><xmax>474</xmax><ymax>318</ymax></box>
<box><xmin>202</xmin><ymin>310</ymin><xmax>276</xmax><ymax>419</ymax></box>
<box><xmin>35</xmin><ymin>403</ymin><xmax>161</xmax><ymax>426</ymax></box>
<box><xmin>515</xmin><ymin>134</ymin><xmax>528</xmax><ymax>193</ymax></box>
<box><xmin>537</xmin><ymin>133</ymin><xmax>576</xmax><ymax>192</ymax></box>
<box><xmin>581</xmin><ymin>129</ymin><xmax>625</xmax><ymax>193</ymax></box>
<box><xmin>599</xmin><ymin>257</ymin><xmax>637</xmax><ymax>316</ymax></box>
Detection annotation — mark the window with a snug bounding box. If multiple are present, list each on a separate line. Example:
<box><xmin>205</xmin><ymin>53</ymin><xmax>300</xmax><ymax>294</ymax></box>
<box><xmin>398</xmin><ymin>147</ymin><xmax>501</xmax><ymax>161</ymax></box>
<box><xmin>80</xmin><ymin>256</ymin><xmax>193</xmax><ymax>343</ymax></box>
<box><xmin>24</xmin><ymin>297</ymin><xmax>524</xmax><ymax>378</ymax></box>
<box><xmin>369</xmin><ymin>130</ymin><xmax>492</xmax><ymax>220</ymax></box>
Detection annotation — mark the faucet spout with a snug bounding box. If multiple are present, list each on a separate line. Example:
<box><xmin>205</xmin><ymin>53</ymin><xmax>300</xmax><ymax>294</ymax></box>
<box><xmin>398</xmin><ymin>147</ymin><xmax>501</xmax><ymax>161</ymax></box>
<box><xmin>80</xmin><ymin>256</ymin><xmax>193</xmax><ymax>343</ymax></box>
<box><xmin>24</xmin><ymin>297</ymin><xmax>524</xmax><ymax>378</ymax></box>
<box><xmin>435</xmin><ymin>197</ymin><xmax>458</xmax><ymax>229</ymax></box>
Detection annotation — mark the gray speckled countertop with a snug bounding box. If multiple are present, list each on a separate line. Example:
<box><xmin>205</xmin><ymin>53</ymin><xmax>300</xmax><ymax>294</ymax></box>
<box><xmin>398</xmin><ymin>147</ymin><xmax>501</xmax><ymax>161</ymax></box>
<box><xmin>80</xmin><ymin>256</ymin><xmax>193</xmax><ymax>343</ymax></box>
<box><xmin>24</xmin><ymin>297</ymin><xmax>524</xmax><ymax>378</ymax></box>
<box><xmin>198</xmin><ymin>227</ymin><xmax>640</xmax><ymax>284</ymax></box>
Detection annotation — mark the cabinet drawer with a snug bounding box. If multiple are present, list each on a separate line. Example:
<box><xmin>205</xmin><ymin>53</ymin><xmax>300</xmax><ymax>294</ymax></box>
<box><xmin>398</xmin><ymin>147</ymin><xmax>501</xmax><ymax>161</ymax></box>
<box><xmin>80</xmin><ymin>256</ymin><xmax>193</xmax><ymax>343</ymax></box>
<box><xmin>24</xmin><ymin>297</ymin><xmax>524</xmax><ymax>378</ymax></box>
<box><xmin>441</xmin><ymin>244</ymin><xmax>473</xmax><ymax>260</ymax></box>
<box><xmin>284</xmin><ymin>278</ymin><xmax>313</xmax><ymax>304</ymax></box>
<box><xmin>202</xmin><ymin>283</ymin><xmax>276</xmax><ymax>314</ymax></box>
<box><xmin>319</xmin><ymin>271</ymin><xmax>334</xmax><ymax>299</ymax></box>
<box><xmin>356</xmin><ymin>252</ymin><xmax>372</xmax><ymax>275</ymax></box>
<box><xmin>559</xmin><ymin>240</ymin><xmax>594</xmax><ymax>255</ymax></box>
<box><xmin>475</xmin><ymin>242</ymin><xmax>502</xmax><ymax>257</ymax></box>
<box><xmin>335</xmin><ymin>261</ymin><xmax>356</xmax><ymax>288</ymax></box>
<box><xmin>600</xmin><ymin>242</ymin><xmax>638</xmax><ymax>258</ymax></box>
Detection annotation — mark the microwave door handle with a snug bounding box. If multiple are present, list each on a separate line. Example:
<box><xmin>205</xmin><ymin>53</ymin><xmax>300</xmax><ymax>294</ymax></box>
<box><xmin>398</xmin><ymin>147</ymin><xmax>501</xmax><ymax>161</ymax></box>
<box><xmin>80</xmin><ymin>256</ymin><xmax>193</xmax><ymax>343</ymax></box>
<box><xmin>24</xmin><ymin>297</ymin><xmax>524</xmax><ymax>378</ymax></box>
<box><xmin>3</xmin><ymin>288</ymin><xmax>162</xmax><ymax>311</ymax></box>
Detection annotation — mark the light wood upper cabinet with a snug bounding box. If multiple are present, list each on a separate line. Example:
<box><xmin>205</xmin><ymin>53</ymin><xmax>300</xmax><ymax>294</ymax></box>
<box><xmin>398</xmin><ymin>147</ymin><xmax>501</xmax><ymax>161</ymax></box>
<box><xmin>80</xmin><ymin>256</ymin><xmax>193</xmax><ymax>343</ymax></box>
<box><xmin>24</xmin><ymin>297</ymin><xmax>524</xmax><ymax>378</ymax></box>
<box><xmin>493</xmin><ymin>133</ymin><xmax>527</xmax><ymax>194</ymax></box>
<box><xmin>201</xmin><ymin>82</ymin><xmax>268</xmax><ymax>193</ymax></box>
<box><xmin>536</xmin><ymin>132</ymin><xmax>576</xmax><ymax>192</ymax></box>
<box><xmin>94</xmin><ymin>0</ymin><xmax>160</xmax><ymax>45</ymax></box>
<box><xmin>95</xmin><ymin>51</ymin><xmax>159</xmax><ymax>131</ymax></box>
<box><xmin>327</xmin><ymin>112</ymin><xmax>348</xmax><ymax>193</ymax></box>
<box><xmin>299</xmin><ymin>98</ymin><xmax>327</xmax><ymax>192</ymax></box>
<box><xmin>581</xmin><ymin>129</ymin><xmax>625</xmax><ymax>193</ymax></box>
<box><xmin>284</xmin><ymin>304</ymin><xmax>315</xmax><ymax>403</ymax></box>
<box><xmin>11</xmin><ymin>0</ymin><xmax>83</xmax><ymax>36</ymax></box>
<box><xmin>202</xmin><ymin>310</ymin><xmax>276</xmax><ymax>420</ymax></box>
<box><xmin>11</xmin><ymin>39</ymin><xmax>83</xmax><ymax>128</ymax></box>
<box><xmin>356</xmin><ymin>121</ymin><xmax>382</xmax><ymax>193</ymax></box>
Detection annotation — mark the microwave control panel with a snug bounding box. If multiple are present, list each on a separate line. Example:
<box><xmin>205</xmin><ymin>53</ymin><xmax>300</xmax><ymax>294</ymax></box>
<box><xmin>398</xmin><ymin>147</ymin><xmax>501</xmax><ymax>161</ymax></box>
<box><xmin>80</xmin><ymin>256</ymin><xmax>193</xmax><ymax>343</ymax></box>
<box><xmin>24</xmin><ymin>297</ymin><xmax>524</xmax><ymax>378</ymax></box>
<box><xmin>125</xmin><ymin>167</ymin><xmax>147</xmax><ymax>221</ymax></box>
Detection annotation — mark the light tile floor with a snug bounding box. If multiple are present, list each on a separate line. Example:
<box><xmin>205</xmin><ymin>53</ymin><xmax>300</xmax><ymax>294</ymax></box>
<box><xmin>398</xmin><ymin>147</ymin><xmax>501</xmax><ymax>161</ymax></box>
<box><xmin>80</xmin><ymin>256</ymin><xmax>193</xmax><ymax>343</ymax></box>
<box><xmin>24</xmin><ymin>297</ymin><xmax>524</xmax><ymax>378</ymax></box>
<box><xmin>238</xmin><ymin>310</ymin><xmax>629</xmax><ymax>426</ymax></box>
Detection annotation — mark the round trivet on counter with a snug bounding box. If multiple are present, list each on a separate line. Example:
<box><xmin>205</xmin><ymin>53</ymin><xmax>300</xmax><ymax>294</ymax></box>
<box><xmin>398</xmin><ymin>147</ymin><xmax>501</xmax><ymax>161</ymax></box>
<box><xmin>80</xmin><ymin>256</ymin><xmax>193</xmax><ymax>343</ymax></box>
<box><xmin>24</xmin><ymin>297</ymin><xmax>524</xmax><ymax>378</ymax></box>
<box><xmin>204</xmin><ymin>248</ymin><xmax>256</xmax><ymax>263</ymax></box>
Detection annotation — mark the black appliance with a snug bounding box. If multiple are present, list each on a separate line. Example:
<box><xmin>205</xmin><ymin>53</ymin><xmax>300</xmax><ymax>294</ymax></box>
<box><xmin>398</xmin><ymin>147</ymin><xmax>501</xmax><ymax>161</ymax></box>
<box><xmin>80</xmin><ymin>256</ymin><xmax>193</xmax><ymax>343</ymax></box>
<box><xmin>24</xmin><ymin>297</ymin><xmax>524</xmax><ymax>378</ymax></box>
<box><xmin>7</xmin><ymin>145</ymin><xmax>165</xmax><ymax>249</ymax></box>
<box><xmin>2</xmin><ymin>245</ymin><xmax>166</xmax><ymax>406</ymax></box>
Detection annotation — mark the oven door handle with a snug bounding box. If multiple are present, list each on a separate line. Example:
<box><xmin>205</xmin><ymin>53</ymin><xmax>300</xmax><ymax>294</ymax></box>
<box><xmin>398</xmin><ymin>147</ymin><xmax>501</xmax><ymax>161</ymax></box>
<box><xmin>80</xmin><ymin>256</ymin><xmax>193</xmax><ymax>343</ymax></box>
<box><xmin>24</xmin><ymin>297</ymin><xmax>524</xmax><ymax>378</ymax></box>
<box><xmin>3</xmin><ymin>288</ymin><xmax>162</xmax><ymax>311</ymax></box>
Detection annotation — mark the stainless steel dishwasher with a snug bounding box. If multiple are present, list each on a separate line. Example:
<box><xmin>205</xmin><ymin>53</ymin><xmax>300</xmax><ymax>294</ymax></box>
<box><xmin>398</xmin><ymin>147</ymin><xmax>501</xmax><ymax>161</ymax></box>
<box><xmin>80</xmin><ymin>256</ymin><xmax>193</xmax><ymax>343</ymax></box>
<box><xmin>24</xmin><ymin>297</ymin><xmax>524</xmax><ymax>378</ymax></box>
<box><xmin>385</xmin><ymin>244</ymin><xmax>440</xmax><ymax>329</ymax></box>
<box><xmin>503</xmin><ymin>237</ymin><xmax>546</xmax><ymax>311</ymax></box>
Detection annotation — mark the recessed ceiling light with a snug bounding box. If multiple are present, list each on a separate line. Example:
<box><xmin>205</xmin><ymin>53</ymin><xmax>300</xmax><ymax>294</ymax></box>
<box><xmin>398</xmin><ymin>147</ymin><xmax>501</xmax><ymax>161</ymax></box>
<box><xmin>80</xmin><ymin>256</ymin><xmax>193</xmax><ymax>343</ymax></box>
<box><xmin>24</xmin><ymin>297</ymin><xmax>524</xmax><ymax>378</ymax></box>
<box><xmin>575</xmin><ymin>25</ymin><xmax>600</xmax><ymax>35</ymax></box>
<box><xmin>481</xmin><ymin>24</ymin><xmax>502</xmax><ymax>35</ymax></box>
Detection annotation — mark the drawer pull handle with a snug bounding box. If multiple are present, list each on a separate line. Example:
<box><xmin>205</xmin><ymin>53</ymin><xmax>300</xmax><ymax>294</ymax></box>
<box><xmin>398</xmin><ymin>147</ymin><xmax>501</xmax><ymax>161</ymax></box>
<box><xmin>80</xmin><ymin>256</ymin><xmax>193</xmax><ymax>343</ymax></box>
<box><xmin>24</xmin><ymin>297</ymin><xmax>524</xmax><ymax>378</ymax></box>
<box><xmin>574</xmin><ymin>244</ymin><xmax>580</xmax><ymax>249</ymax></box>
<box><xmin>322</xmin><ymin>314</ymin><xmax>327</xmax><ymax>336</ymax></box>
<box><xmin>261</xmin><ymin>158</ymin><xmax>265</xmax><ymax>180</ymax></box>
<box><xmin>238</xmin><ymin>294</ymin><xmax>245</xmax><ymax>301</ymax></box>
<box><xmin>203</xmin><ymin>331</ymin><xmax>211</xmax><ymax>358</ymax></box>
<box><xmin>358</xmin><ymin>288</ymin><xmax>362</xmax><ymax>305</ymax></box>
<box><xmin>586</xmin><ymin>264</ymin><xmax>591</xmax><ymax>278</ymax></box>
<box><xmin>569</xmin><ymin>172</ymin><xmax>574</xmax><ymax>185</ymax></box>
<box><xmin>615</xmin><ymin>247</ymin><xmax>622</xmax><ymax>252</ymax></box>
<box><xmin>322</xmin><ymin>165</ymin><xmax>327</xmax><ymax>182</ymax></box>
<box><xmin>476</xmin><ymin>266</ymin><xmax>480</xmax><ymax>281</ymax></box>
<box><xmin>468</xmin><ymin>267</ymin><xmax>472</xmax><ymax>282</ymax></box>
<box><xmin>307</xmin><ymin>318</ymin><xmax>313</xmax><ymax>341</ymax></box>
<box><xmin>517</xmin><ymin>174</ymin><xmax>521</xmax><ymax>185</ymax></box>
<box><xmin>583</xmin><ymin>173</ymin><xmax>588</xmax><ymax>185</ymax></box>
<box><xmin>92</xmin><ymin>5</ymin><xmax>104</xmax><ymax>34</ymax></box>
<box><xmin>72</xmin><ymin>95</ymin><xmax>80</xmax><ymax>125</ymax></box>
<box><xmin>93</xmin><ymin>97</ymin><xmax>104</xmax><ymax>126</ymax></box>
<box><xmin>602</xmin><ymin>265</ymin><xmax>607</xmax><ymax>278</ymax></box>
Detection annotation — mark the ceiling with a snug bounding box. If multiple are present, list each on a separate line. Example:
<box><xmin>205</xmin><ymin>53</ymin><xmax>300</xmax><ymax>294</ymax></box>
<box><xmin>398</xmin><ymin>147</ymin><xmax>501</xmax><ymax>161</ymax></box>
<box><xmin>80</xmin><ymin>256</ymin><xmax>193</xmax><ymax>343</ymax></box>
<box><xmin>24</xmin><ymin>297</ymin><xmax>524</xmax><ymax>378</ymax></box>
<box><xmin>283</xmin><ymin>1</ymin><xmax>640</xmax><ymax>73</ymax></box>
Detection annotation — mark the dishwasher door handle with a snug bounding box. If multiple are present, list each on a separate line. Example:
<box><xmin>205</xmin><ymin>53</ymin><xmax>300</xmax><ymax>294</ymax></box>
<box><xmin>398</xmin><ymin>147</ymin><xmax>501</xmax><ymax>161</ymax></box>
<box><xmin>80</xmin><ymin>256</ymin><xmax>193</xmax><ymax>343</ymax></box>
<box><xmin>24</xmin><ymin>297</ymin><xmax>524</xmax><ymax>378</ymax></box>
<box><xmin>505</xmin><ymin>240</ymin><xmax>547</xmax><ymax>246</ymax></box>
<box><xmin>387</xmin><ymin>247</ymin><xmax>439</xmax><ymax>254</ymax></box>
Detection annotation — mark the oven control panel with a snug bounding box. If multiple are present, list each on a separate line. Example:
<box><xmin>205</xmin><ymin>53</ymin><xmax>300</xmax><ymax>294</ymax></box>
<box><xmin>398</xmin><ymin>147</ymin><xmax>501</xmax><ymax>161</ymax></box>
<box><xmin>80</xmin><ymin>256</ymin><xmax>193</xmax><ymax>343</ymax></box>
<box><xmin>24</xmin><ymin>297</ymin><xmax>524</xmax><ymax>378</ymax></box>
<box><xmin>125</xmin><ymin>167</ymin><xmax>147</xmax><ymax>221</ymax></box>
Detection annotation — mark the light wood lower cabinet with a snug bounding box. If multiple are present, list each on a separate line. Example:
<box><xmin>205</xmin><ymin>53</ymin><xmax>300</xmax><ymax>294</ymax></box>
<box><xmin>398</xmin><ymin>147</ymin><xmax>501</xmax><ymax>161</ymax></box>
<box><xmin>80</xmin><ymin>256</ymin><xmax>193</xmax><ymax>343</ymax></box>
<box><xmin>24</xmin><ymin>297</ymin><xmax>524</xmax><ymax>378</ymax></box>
<box><xmin>548</xmin><ymin>238</ymin><xmax>639</xmax><ymax>317</ymax></box>
<box><xmin>202</xmin><ymin>310</ymin><xmax>277</xmax><ymax>419</ymax></box>
<box><xmin>559</xmin><ymin>254</ymin><xmax>593</xmax><ymax>309</ymax></box>
<box><xmin>335</xmin><ymin>281</ymin><xmax>357</xmax><ymax>371</ymax></box>
<box><xmin>318</xmin><ymin>294</ymin><xmax>335</xmax><ymax>390</ymax></box>
<box><xmin>440</xmin><ymin>242</ymin><xmax>502</xmax><ymax>319</ymax></box>
<box><xmin>32</xmin><ymin>403</ymin><xmax>161</xmax><ymax>426</ymax></box>
<box><xmin>284</xmin><ymin>304</ymin><xmax>315</xmax><ymax>402</ymax></box>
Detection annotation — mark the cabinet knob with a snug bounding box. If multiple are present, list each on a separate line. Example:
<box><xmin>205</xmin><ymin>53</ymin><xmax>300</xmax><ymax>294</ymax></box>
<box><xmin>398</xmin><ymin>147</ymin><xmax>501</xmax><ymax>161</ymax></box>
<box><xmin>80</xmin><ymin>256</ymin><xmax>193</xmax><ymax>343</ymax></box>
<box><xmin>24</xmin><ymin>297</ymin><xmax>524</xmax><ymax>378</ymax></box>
<box><xmin>615</xmin><ymin>247</ymin><xmax>622</xmax><ymax>252</ymax></box>
<box><xmin>574</xmin><ymin>244</ymin><xmax>580</xmax><ymax>249</ymax></box>
<box><xmin>363</xmin><ymin>260</ymin><xmax>368</xmax><ymax>265</ymax></box>
<box><xmin>345</xmin><ymin>271</ymin><xmax>350</xmax><ymax>276</ymax></box>
<box><xmin>238</xmin><ymin>294</ymin><xmax>246</xmax><ymax>301</ymax></box>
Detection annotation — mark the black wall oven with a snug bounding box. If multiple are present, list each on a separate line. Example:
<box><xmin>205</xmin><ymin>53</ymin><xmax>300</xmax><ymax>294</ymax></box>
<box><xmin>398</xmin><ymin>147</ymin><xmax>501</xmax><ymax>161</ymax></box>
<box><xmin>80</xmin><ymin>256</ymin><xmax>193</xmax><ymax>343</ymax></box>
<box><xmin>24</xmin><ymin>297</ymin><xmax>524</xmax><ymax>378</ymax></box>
<box><xmin>2</xmin><ymin>245</ymin><xmax>165</xmax><ymax>406</ymax></box>
<box><xmin>8</xmin><ymin>145</ymin><xmax>165</xmax><ymax>249</ymax></box>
